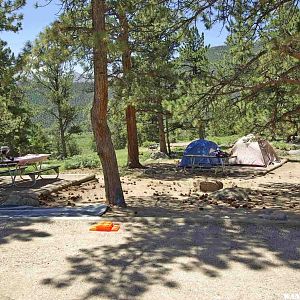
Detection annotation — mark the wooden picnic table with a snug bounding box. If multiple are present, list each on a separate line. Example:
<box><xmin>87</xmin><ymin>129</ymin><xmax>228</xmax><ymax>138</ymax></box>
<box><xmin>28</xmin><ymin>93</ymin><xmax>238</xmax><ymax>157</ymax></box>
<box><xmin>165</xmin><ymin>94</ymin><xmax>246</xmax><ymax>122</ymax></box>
<box><xmin>13</xmin><ymin>154</ymin><xmax>50</xmax><ymax>166</ymax></box>
<box><xmin>0</xmin><ymin>154</ymin><xmax>59</xmax><ymax>187</ymax></box>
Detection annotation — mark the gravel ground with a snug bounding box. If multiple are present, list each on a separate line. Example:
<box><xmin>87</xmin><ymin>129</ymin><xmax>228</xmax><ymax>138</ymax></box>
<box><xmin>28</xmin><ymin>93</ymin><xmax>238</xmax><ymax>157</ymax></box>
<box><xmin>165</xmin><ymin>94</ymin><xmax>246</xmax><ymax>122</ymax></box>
<box><xmin>0</xmin><ymin>162</ymin><xmax>299</xmax><ymax>300</ymax></box>
<box><xmin>38</xmin><ymin>162</ymin><xmax>300</xmax><ymax>215</ymax></box>
<box><xmin>0</xmin><ymin>216</ymin><xmax>299</xmax><ymax>300</ymax></box>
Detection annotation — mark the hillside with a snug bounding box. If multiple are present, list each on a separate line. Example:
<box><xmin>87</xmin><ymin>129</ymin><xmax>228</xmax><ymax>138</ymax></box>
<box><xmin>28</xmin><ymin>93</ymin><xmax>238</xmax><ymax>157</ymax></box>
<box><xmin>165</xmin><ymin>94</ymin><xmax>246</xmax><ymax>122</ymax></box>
<box><xmin>27</xmin><ymin>81</ymin><xmax>93</xmax><ymax>129</ymax></box>
<box><xmin>206</xmin><ymin>45</ymin><xmax>228</xmax><ymax>62</ymax></box>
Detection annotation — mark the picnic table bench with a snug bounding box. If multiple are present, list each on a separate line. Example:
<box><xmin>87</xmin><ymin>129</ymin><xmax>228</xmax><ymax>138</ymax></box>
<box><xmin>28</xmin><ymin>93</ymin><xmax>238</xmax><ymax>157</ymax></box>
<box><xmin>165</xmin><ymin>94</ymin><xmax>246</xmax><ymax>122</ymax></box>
<box><xmin>26</xmin><ymin>165</ymin><xmax>60</xmax><ymax>186</ymax></box>
<box><xmin>0</xmin><ymin>161</ymin><xmax>27</xmax><ymax>186</ymax></box>
<box><xmin>182</xmin><ymin>154</ymin><xmax>236</xmax><ymax>173</ymax></box>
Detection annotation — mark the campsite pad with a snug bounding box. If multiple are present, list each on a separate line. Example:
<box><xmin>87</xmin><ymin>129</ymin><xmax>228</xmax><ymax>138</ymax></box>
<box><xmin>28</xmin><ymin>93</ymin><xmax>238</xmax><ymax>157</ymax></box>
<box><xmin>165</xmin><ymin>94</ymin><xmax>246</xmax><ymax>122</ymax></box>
<box><xmin>0</xmin><ymin>204</ymin><xmax>107</xmax><ymax>218</ymax></box>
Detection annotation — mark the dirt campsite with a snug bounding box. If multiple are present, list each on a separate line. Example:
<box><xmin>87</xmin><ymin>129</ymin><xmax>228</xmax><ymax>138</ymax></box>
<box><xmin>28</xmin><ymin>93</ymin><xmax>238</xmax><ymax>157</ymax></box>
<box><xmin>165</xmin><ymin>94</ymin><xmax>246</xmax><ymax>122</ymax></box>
<box><xmin>1</xmin><ymin>158</ymin><xmax>300</xmax><ymax>300</ymax></box>
<box><xmin>1</xmin><ymin>141</ymin><xmax>300</xmax><ymax>300</ymax></box>
<box><xmin>35</xmin><ymin>160</ymin><xmax>299</xmax><ymax>218</ymax></box>
<box><xmin>1</xmin><ymin>1</ymin><xmax>300</xmax><ymax>299</ymax></box>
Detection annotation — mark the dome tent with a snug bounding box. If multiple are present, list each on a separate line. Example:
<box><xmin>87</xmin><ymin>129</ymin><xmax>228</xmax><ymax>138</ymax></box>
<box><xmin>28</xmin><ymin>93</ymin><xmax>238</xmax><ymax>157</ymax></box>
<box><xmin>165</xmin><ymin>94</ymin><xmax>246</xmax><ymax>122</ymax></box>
<box><xmin>230</xmin><ymin>134</ymin><xmax>280</xmax><ymax>167</ymax></box>
<box><xmin>179</xmin><ymin>139</ymin><xmax>222</xmax><ymax>167</ymax></box>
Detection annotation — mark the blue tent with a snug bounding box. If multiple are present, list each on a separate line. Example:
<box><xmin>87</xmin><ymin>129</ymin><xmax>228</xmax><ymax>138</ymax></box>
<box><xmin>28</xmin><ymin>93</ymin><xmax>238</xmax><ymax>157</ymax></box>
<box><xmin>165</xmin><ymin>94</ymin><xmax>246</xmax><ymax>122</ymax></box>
<box><xmin>179</xmin><ymin>139</ymin><xmax>222</xmax><ymax>167</ymax></box>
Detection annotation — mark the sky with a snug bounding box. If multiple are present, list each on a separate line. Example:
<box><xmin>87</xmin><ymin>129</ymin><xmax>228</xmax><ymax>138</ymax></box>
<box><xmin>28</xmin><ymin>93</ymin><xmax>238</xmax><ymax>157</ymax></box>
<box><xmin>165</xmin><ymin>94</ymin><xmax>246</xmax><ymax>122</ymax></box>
<box><xmin>0</xmin><ymin>0</ymin><xmax>62</xmax><ymax>54</ymax></box>
<box><xmin>0</xmin><ymin>0</ymin><xmax>228</xmax><ymax>56</ymax></box>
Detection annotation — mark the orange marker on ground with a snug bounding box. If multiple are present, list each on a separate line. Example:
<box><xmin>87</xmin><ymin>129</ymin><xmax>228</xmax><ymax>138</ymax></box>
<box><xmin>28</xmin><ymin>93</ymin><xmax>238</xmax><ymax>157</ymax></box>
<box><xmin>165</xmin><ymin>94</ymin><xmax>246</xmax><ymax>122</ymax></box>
<box><xmin>89</xmin><ymin>221</ymin><xmax>120</xmax><ymax>232</ymax></box>
<box><xmin>111</xmin><ymin>224</ymin><xmax>120</xmax><ymax>231</ymax></box>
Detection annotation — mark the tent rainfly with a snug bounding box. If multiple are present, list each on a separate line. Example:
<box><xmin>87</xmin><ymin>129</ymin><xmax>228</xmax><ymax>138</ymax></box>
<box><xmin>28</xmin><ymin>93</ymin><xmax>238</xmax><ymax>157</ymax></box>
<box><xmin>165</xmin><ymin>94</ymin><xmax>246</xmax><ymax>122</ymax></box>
<box><xmin>179</xmin><ymin>139</ymin><xmax>222</xmax><ymax>167</ymax></box>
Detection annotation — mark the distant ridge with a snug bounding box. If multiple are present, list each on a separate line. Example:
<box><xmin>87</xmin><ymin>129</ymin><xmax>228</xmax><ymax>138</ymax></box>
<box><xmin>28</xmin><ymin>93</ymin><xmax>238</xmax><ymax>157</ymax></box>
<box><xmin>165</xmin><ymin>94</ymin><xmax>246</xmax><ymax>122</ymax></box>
<box><xmin>206</xmin><ymin>45</ymin><xmax>228</xmax><ymax>62</ymax></box>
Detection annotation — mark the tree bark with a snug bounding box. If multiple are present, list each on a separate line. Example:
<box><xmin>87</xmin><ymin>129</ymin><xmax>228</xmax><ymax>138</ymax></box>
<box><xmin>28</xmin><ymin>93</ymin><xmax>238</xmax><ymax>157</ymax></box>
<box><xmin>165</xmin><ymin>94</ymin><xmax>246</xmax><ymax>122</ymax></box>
<box><xmin>165</xmin><ymin>113</ymin><xmax>171</xmax><ymax>156</ymax></box>
<box><xmin>91</xmin><ymin>0</ymin><xmax>126</xmax><ymax>207</ymax></box>
<box><xmin>58</xmin><ymin>116</ymin><xmax>67</xmax><ymax>158</ymax></box>
<box><xmin>119</xmin><ymin>10</ymin><xmax>143</xmax><ymax>168</ymax></box>
<box><xmin>158</xmin><ymin>112</ymin><xmax>168</xmax><ymax>154</ymax></box>
<box><xmin>126</xmin><ymin>105</ymin><xmax>143</xmax><ymax>168</ymax></box>
<box><xmin>198</xmin><ymin>121</ymin><xmax>205</xmax><ymax>139</ymax></box>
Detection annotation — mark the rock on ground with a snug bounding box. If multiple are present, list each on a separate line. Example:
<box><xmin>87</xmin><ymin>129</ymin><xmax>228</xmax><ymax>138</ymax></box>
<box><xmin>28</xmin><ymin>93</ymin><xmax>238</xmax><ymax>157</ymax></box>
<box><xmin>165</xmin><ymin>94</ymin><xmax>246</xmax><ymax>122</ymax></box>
<box><xmin>288</xmin><ymin>149</ymin><xmax>300</xmax><ymax>155</ymax></box>
<box><xmin>150</xmin><ymin>152</ymin><xmax>169</xmax><ymax>159</ymax></box>
<box><xmin>194</xmin><ymin>180</ymin><xmax>223</xmax><ymax>193</ymax></box>
<box><xmin>209</xmin><ymin>187</ymin><xmax>250</xmax><ymax>201</ymax></box>
<box><xmin>259</xmin><ymin>209</ymin><xmax>288</xmax><ymax>220</ymax></box>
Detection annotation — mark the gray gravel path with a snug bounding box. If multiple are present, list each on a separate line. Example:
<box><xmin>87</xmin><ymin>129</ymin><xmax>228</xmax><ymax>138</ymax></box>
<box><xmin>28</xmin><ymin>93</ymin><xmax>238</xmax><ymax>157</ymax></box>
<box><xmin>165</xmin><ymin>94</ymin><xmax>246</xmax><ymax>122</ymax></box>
<box><xmin>0</xmin><ymin>216</ymin><xmax>299</xmax><ymax>300</ymax></box>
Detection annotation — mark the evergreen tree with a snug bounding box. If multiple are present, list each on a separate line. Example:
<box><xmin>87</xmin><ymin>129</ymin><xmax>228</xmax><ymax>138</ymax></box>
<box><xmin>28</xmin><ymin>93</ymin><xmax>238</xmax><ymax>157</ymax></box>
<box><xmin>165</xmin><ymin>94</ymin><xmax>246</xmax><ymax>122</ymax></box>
<box><xmin>0</xmin><ymin>0</ymin><xmax>36</xmax><ymax>155</ymax></box>
<box><xmin>26</xmin><ymin>29</ymin><xmax>77</xmax><ymax>158</ymax></box>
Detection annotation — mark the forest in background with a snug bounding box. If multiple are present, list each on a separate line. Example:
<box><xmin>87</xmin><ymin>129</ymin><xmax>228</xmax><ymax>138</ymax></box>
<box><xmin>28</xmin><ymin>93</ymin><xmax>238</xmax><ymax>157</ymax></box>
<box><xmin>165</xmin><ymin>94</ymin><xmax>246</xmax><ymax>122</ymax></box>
<box><xmin>24</xmin><ymin>45</ymin><xmax>231</xmax><ymax>153</ymax></box>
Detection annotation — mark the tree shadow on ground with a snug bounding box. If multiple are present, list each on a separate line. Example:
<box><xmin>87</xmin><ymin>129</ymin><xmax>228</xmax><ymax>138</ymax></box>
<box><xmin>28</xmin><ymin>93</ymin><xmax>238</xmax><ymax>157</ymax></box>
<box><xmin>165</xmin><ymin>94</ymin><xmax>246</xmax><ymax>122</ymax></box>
<box><xmin>136</xmin><ymin>163</ymin><xmax>266</xmax><ymax>181</ymax></box>
<box><xmin>0</xmin><ymin>218</ymin><xmax>52</xmax><ymax>245</ymax></box>
<box><xmin>257</xmin><ymin>182</ymin><xmax>300</xmax><ymax>209</ymax></box>
<box><xmin>0</xmin><ymin>177</ymin><xmax>64</xmax><ymax>193</ymax></box>
<box><xmin>41</xmin><ymin>211</ymin><xmax>300</xmax><ymax>300</ymax></box>
<box><xmin>259</xmin><ymin>182</ymin><xmax>300</xmax><ymax>194</ymax></box>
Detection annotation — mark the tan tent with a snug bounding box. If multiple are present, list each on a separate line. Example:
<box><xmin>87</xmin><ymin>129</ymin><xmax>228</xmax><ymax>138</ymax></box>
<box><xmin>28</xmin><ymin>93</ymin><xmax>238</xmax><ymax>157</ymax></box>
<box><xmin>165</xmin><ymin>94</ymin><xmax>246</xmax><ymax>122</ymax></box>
<box><xmin>230</xmin><ymin>134</ymin><xmax>280</xmax><ymax>167</ymax></box>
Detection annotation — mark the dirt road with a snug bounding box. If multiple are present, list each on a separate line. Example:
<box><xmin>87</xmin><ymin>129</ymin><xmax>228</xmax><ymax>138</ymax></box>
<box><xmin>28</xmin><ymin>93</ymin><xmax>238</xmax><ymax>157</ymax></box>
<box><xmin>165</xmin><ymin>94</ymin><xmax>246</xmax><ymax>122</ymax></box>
<box><xmin>0</xmin><ymin>216</ymin><xmax>299</xmax><ymax>300</ymax></box>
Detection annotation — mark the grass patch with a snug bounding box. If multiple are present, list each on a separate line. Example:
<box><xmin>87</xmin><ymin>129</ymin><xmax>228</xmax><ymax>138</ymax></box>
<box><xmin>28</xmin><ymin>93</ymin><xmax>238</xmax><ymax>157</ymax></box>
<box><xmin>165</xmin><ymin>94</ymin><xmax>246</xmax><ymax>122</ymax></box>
<box><xmin>75</xmin><ymin>132</ymin><xmax>94</xmax><ymax>153</ymax></box>
<box><xmin>207</xmin><ymin>135</ymin><xmax>239</xmax><ymax>147</ymax></box>
<box><xmin>271</xmin><ymin>141</ymin><xmax>299</xmax><ymax>151</ymax></box>
<box><xmin>45</xmin><ymin>144</ymin><xmax>153</xmax><ymax>171</ymax></box>
<box><xmin>116</xmin><ymin>148</ymin><xmax>128</xmax><ymax>167</ymax></box>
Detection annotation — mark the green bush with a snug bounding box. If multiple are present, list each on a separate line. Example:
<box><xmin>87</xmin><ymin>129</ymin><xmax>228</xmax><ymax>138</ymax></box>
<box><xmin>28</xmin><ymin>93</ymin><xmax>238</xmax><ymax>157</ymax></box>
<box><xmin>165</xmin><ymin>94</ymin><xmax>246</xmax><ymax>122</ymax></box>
<box><xmin>271</xmin><ymin>141</ymin><xmax>298</xmax><ymax>151</ymax></box>
<box><xmin>142</xmin><ymin>141</ymin><xmax>157</xmax><ymax>148</ymax></box>
<box><xmin>113</xmin><ymin>136</ymin><xmax>127</xmax><ymax>150</ymax></box>
<box><xmin>64</xmin><ymin>154</ymin><xmax>100</xmax><ymax>169</ymax></box>
<box><xmin>67</xmin><ymin>139</ymin><xmax>81</xmax><ymax>156</ymax></box>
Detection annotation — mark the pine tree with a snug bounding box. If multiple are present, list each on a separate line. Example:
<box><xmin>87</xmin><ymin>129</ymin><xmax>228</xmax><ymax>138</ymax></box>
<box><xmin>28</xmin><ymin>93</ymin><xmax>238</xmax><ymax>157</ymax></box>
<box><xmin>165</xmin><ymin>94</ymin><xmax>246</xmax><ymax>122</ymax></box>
<box><xmin>26</xmin><ymin>29</ymin><xmax>77</xmax><ymax>158</ymax></box>
<box><xmin>0</xmin><ymin>0</ymin><xmax>34</xmax><ymax>155</ymax></box>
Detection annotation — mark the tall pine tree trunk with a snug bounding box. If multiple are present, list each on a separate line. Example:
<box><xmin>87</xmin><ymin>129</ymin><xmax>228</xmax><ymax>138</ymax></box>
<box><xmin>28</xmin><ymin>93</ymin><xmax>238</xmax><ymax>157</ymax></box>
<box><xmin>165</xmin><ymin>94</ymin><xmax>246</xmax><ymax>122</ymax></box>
<box><xmin>91</xmin><ymin>0</ymin><xmax>126</xmax><ymax>207</ymax></box>
<box><xmin>58</xmin><ymin>118</ymin><xmax>67</xmax><ymax>158</ymax></box>
<box><xmin>158</xmin><ymin>112</ymin><xmax>168</xmax><ymax>154</ymax></box>
<box><xmin>57</xmin><ymin>104</ymin><xmax>67</xmax><ymax>158</ymax></box>
<box><xmin>165</xmin><ymin>113</ymin><xmax>171</xmax><ymax>155</ymax></box>
<box><xmin>198</xmin><ymin>121</ymin><xmax>205</xmax><ymax>139</ymax></box>
<box><xmin>119</xmin><ymin>11</ymin><xmax>143</xmax><ymax>168</ymax></box>
<box><xmin>126</xmin><ymin>105</ymin><xmax>142</xmax><ymax>168</ymax></box>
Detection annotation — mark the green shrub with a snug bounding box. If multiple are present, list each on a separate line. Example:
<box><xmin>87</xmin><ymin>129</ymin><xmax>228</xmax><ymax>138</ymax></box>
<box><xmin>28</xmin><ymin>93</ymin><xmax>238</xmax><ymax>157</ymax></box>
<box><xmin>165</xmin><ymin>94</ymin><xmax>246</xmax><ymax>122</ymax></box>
<box><xmin>67</xmin><ymin>139</ymin><xmax>81</xmax><ymax>156</ymax></box>
<box><xmin>64</xmin><ymin>154</ymin><xmax>100</xmax><ymax>169</ymax></box>
<box><xmin>143</xmin><ymin>141</ymin><xmax>157</xmax><ymax>148</ymax></box>
<box><xmin>271</xmin><ymin>141</ymin><xmax>298</xmax><ymax>151</ymax></box>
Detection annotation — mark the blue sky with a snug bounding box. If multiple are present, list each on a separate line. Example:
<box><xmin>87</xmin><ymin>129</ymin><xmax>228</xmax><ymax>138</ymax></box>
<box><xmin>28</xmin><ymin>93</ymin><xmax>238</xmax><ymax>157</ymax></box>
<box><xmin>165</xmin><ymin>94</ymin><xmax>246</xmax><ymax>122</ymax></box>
<box><xmin>0</xmin><ymin>0</ymin><xmax>228</xmax><ymax>55</ymax></box>
<box><xmin>0</xmin><ymin>0</ymin><xmax>62</xmax><ymax>54</ymax></box>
